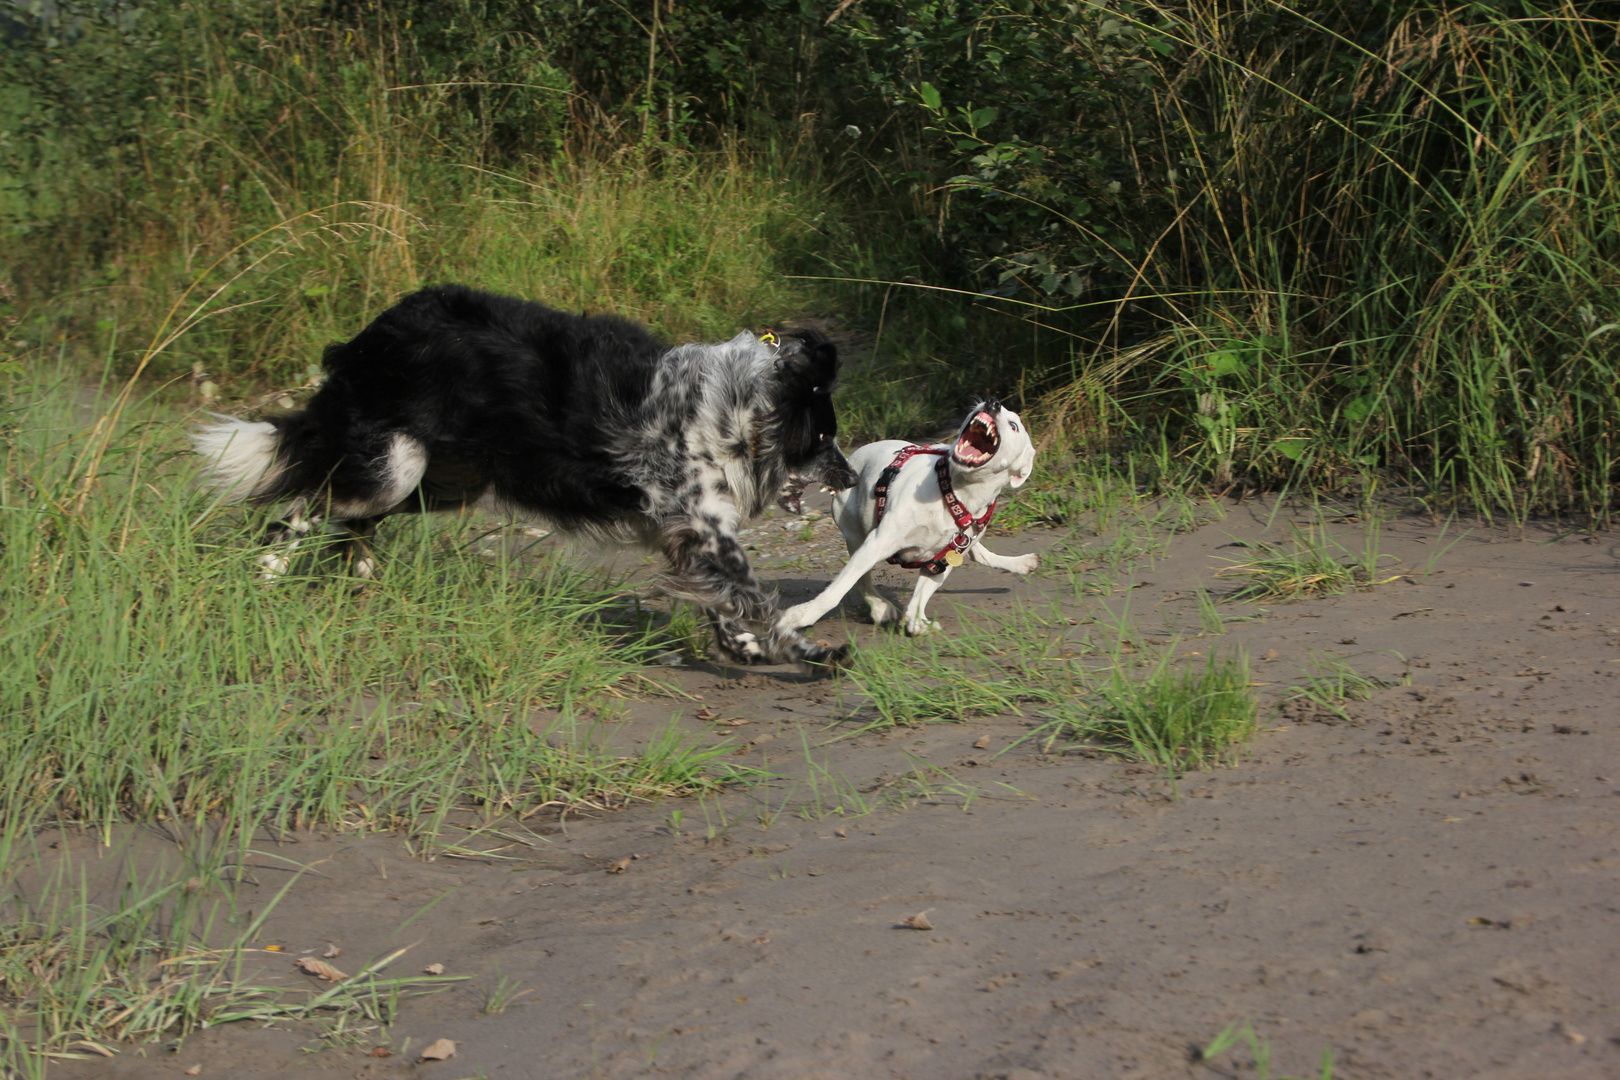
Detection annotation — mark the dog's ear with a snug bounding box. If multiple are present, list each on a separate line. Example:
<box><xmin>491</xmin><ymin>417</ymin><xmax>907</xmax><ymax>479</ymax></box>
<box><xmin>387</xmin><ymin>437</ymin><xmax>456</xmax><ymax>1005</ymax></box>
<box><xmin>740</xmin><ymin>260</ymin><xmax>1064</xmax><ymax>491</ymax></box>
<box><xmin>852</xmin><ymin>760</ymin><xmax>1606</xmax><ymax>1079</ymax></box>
<box><xmin>776</xmin><ymin>330</ymin><xmax>839</xmax><ymax>388</ymax></box>
<box><xmin>770</xmin><ymin>330</ymin><xmax>841</xmax><ymax>467</ymax></box>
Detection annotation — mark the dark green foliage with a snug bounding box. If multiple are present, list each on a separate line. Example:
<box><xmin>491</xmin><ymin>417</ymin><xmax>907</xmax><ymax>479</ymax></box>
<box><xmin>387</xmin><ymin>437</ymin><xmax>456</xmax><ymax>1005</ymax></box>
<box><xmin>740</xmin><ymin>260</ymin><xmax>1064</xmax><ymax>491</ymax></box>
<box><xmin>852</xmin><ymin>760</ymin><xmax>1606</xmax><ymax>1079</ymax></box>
<box><xmin>2</xmin><ymin>0</ymin><xmax>1617</xmax><ymax>518</ymax></box>
<box><xmin>827</xmin><ymin>0</ymin><xmax>1176</xmax><ymax>294</ymax></box>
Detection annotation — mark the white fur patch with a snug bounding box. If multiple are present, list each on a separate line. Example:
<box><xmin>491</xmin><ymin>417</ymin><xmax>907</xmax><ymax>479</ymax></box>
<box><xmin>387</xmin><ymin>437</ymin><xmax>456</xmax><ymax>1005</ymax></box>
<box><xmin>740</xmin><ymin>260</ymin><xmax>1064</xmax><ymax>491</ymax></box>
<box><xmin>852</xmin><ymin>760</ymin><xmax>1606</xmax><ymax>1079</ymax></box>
<box><xmin>377</xmin><ymin>433</ymin><xmax>429</xmax><ymax>508</ymax></box>
<box><xmin>192</xmin><ymin>416</ymin><xmax>280</xmax><ymax>501</ymax></box>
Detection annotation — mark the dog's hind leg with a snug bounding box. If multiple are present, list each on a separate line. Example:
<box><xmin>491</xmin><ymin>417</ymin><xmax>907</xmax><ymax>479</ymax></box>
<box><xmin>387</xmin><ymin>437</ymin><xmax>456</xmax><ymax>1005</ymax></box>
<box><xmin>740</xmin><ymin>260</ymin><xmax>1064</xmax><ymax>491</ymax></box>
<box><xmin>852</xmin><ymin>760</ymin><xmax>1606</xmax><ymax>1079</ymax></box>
<box><xmin>324</xmin><ymin>433</ymin><xmax>428</xmax><ymax>581</ymax></box>
<box><xmin>844</xmin><ymin>534</ymin><xmax>901</xmax><ymax>627</ymax></box>
<box><xmin>855</xmin><ymin>568</ymin><xmax>901</xmax><ymax>627</ymax></box>
<box><xmin>901</xmin><ymin>566</ymin><xmax>953</xmax><ymax>636</ymax></box>
<box><xmin>258</xmin><ymin>498</ymin><xmax>314</xmax><ymax>578</ymax></box>
<box><xmin>830</xmin><ymin>498</ymin><xmax>901</xmax><ymax>627</ymax></box>
<box><xmin>257</xmin><ymin>434</ymin><xmax>426</xmax><ymax>581</ymax></box>
<box><xmin>340</xmin><ymin>516</ymin><xmax>384</xmax><ymax>581</ymax></box>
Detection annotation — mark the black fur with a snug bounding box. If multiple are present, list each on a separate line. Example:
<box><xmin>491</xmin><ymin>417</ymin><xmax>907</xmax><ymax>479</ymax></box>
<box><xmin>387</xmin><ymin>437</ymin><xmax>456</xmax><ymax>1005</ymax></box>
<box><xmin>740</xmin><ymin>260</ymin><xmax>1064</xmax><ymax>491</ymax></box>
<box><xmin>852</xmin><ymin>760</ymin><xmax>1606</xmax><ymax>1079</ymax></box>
<box><xmin>194</xmin><ymin>284</ymin><xmax>858</xmax><ymax>666</ymax></box>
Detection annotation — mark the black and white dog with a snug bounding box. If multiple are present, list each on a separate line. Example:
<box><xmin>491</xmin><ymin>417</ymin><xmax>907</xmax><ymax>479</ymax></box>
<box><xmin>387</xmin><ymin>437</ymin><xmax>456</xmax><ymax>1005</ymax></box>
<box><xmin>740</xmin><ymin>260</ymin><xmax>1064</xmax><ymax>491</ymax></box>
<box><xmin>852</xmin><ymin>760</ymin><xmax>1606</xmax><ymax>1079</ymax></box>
<box><xmin>776</xmin><ymin>401</ymin><xmax>1038</xmax><ymax>638</ymax></box>
<box><xmin>192</xmin><ymin>284</ymin><xmax>859</xmax><ymax>666</ymax></box>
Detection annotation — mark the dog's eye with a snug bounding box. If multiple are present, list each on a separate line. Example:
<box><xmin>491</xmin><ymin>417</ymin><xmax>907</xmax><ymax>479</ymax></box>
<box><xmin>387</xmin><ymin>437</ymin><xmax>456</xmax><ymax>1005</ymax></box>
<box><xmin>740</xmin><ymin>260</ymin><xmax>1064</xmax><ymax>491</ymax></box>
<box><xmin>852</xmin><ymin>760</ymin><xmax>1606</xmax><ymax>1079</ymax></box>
<box><xmin>1009</xmin><ymin>420</ymin><xmax>1020</xmax><ymax>432</ymax></box>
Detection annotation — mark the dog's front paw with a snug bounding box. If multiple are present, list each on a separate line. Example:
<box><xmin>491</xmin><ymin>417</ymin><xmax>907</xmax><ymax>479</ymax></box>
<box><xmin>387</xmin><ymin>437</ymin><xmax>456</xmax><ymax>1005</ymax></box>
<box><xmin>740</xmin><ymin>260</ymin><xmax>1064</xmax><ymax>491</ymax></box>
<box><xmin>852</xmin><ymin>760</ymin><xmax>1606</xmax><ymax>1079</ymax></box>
<box><xmin>795</xmin><ymin>638</ymin><xmax>851</xmax><ymax>669</ymax></box>
<box><xmin>761</xmin><ymin>625</ymin><xmax>848</xmax><ymax>672</ymax></box>
<box><xmin>1012</xmin><ymin>553</ymin><xmax>1040</xmax><ymax>575</ymax></box>
<box><xmin>776</xmin><ymin>603</ymin><xmax>814</xmax><ymax>634</ymax></box>
<box><xmin>714</xmin><ymin>627</ymin><xmax>770</xmax><ymax>665</ymax></box>
<box><xmin>904</xmin><ymin>617</ymin><xmax>942</xmax><ymax>637</ymax></box>
<box><xmin>257</xmin><ymin>551</ymin><xmax>292</xmax><ymax>578</ymax></box>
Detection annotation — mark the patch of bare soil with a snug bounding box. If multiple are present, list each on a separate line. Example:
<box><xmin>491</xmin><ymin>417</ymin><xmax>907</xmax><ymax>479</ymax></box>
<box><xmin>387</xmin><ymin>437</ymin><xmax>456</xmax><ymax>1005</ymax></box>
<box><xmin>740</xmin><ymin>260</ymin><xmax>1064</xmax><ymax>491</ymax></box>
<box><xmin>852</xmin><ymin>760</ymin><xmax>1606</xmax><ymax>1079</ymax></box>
<box><xmin>53</xmin><ymin>497</ymin><xmax>1620</xmax><ymax>1080</ymax></box>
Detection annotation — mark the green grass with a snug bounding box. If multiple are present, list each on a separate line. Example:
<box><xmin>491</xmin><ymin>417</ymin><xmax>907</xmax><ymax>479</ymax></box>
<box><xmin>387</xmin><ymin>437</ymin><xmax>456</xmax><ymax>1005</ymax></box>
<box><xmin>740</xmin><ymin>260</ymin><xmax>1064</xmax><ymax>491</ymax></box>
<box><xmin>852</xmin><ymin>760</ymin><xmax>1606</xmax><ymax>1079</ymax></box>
<box><xmin>794</xmin><ymin>736</ymin><xmax>874</xmax><ymax>821</ymax></box>
<box><xmin>1284</xmin><ymin>652</ymin><xmax>1408</xmax><ymax>722</ymax></box>
<box><xmin>0</xmin><ymin>840</ymin><xmax>465</xmax><ymax>1070</ymax></box>
<box><xmin>1020</xmin><ymin>2</ymin><xmax>1620</xmax><ymax>524</ymax></box>
<box><xmin>835</xmin><ymin>595</ymin><xmax>1256</xmax><ymax>774</ymax></box>
<box><xmin>0</xmin><ymin>374</ymin><xmax>754</xmax><ymax>842</ymax></box>
<box><xmin>479</xmin><ymin>972</ymin><xmax>532</xmax><ymax>1016</ymax></box>
<box><xmin>6</xmin><ymin>2</ymin><xmax>1616</xmax><ymax>1058</ymax></box>
<box><xmin>1202</xmin><ymin>1019</ymin><xmax>1335</xmax><ymax>1080</ymax></box>
<box><xmin>1035</xmin><ymin>648</ymin><xmax>1258</xmax><ymax>773</ymax></box>
<box><xmin>836</xmin><ymin>634</ymin><xmax>1034</xmax><ymax>732</ymax></box>
<box><xmin>1214</xmin><ymin>525</ymin><xmax>1402</xmax><ymax>603</ymax></box>
<box><xmin>7</xmin><ymin>0</ymin><xmax>1619</xmax><ymax>528</ymax></box>
<box><xmin>831</xmin><ymin>596</ymin><xmax>1087</xmax><ymax>733</ymax></box>
<box><xmin>0</xmin><ymin>367</ymin><xmax>769</xmax><ymax>1068</ymax></box>
<box><xmin>0</xmin><ymin>0</ymin><xmax>839</xmax><ymax>394</ymax></box>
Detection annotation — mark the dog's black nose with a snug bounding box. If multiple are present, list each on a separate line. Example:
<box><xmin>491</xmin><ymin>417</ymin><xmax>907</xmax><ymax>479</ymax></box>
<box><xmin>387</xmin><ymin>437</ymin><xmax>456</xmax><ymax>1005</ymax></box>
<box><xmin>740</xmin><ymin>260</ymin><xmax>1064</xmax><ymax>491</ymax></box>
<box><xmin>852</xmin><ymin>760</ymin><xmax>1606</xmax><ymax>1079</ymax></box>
<box><xmin>983</xmin><ymin>399</ymin><xmax>1002</xmax><ymax>413</ymax></box>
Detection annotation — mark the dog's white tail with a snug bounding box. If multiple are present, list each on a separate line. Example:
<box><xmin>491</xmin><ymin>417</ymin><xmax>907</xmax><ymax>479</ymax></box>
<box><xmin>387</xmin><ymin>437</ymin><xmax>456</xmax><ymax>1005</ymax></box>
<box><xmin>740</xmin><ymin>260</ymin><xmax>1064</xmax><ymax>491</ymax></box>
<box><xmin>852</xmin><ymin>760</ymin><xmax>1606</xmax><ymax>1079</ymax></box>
<box><xmin>191</xmin><ymin>415</ymin><xmax>281</xmax><ymax>502</ymax></box>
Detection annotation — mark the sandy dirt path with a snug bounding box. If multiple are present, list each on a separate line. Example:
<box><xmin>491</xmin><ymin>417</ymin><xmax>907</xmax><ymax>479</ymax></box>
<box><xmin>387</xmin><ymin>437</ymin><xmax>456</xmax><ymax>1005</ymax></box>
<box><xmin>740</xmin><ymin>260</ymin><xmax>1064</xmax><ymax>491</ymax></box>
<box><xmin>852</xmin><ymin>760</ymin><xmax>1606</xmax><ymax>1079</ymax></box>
<box><xmin>54</xmin><ymin>498</ymin><xmax>1620</xmax><ymax>1080</ymax></box>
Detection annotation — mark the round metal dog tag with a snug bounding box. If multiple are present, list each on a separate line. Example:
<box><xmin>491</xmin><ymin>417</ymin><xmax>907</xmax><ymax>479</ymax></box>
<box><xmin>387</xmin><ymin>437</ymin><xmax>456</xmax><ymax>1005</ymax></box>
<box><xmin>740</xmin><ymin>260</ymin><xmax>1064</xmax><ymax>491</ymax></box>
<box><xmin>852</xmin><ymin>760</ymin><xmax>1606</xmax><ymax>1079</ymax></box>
<box><xmin>944</xmin><ymin>550</ymin><xmax>964</xmax><ymax>567</ymax></box>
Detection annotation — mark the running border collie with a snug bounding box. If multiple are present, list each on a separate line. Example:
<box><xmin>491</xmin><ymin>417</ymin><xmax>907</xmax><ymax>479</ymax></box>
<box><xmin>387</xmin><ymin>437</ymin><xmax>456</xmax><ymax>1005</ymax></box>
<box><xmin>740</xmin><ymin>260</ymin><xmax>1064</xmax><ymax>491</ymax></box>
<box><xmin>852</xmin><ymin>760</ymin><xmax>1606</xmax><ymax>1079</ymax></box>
<box><xmin>776</xmin><ymin>400</ymin><xmax>1038</xmax><ymax>637</ymax></box>
<box><xmin>192</xmin><ymin>284</ymin><xmax>859</xmax><ymax>666</ymax></box>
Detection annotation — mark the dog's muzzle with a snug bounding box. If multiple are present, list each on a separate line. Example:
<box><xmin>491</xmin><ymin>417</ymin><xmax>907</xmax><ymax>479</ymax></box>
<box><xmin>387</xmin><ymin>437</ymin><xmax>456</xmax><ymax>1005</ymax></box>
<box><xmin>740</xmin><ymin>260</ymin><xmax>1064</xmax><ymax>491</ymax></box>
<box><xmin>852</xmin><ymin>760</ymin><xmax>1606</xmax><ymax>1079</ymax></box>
<box><xmin>779</xmin><ymin>440</ymin><xmax>858</xmax><ymax>513</ymax></box>
<box><xmin>817</xmin><ymin>440</ymin><xmax>859</xmax><ymax>493</ymax></box>
<box><xmin>951</xmin><ymin>399</ymin><xmax>1003</xmax><ymax>469</ymax></box>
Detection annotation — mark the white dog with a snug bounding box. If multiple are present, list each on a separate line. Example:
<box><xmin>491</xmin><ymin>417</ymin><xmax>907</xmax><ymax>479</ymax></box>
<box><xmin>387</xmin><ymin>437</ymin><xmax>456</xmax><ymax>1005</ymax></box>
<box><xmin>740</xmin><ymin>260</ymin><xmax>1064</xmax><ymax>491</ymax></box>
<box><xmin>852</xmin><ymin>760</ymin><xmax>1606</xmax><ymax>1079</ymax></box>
<box><xmin>777</xmin><ymin>400</ymin><xmax>1039</xmax><ymax>638</ymax></box>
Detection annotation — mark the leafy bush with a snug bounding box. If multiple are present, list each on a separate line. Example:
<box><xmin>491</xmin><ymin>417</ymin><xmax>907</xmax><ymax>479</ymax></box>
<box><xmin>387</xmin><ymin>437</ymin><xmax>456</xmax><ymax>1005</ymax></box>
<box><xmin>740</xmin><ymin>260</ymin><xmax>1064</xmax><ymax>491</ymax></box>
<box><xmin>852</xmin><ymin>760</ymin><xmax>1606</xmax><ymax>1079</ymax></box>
<box><xmin>3</xmin><ymin>0</ymin><xmax>1616</xmax><ymax>517</ymax></box>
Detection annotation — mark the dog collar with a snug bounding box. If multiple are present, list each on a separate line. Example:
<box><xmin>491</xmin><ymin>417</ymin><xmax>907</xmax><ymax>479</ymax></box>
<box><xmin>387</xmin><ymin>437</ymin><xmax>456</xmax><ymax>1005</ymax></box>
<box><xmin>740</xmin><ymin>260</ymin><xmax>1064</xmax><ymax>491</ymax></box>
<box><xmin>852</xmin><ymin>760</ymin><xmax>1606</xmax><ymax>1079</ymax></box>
<box><xmin>871</xmin><ymin>445</ymin><xmax>997</xmax><ymax>576</ymax></box>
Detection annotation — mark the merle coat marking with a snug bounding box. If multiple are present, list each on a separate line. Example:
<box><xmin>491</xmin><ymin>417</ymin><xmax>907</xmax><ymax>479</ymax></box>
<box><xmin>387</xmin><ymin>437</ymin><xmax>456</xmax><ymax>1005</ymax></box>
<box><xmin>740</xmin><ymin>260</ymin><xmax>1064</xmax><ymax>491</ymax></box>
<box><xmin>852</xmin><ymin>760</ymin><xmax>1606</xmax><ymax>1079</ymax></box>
<box><xmin>193</xmin><ymin>284</ymin><xmax>857</xmax><ymax>666</ymax></box>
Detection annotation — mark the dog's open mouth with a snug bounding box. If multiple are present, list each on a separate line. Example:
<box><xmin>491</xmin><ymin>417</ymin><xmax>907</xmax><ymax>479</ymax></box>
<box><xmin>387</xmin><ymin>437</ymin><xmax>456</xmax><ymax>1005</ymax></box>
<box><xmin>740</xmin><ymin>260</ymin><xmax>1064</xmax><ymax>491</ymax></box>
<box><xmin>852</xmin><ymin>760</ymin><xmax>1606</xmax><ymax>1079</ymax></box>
<box><xmin>951</xmin><ymin>410</ymin><xmax>1000</xmax><ymax>467</ymax></box>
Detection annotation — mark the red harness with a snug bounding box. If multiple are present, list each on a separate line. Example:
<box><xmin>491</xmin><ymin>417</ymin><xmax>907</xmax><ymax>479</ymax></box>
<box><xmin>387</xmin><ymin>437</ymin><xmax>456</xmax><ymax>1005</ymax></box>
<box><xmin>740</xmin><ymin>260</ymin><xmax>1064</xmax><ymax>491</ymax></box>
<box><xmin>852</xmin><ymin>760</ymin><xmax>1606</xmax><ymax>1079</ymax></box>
<box><xmin>871</xmin><ymin>445</ymin><xmax>997</xmax><ymax>577</ymax></box>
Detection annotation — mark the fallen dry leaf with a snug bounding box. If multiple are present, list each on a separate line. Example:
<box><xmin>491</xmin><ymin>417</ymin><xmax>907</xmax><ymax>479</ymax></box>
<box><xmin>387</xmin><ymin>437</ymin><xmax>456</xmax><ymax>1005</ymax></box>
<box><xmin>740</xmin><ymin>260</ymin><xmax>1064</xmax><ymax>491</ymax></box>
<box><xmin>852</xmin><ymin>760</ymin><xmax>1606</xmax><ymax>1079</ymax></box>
<box><xmin>696</xmin><ymin>706</ymin><xmax>718</xmax><ymax>720</ymax></box>
<box><xmin>973</xmin><ymin>734</ymin><xmax>991</xmax><ymax>749</ymax></box>
<box><xmin>1261</xmin><ymin>648</ymin><xmax>1279</xmax><ymax>662</ymax></box>
<box><xmin>322</xmin><ymin>942</ymin><xmax>342</xmax><ymax>959</ymax></box>
<box><xmin>419</xmin><ymin>1038</ymin><xmax>457</xmax><ymax>1062</ymax></box>
<box><xmin>900</xmin><ymin>910</ymin><xmax>934</xmax><ymax>931</ymax></box>
<box><xmin>292</xmin><ymin>956</ymin><xmax>348</xmax><ymax>981</ymax></box>
<box><xmin>262</xmin><ymin>944</ymin><xmax>283</xmax><ymax>952</ymax></box>
<box><xmin>607</xmin><ymin>857</ymin><xmax>632</xmax><ymax>874</ymax></box>
<box><xmin>369</xmin><ymin>1046</ymin><xmax>393</xmax><ymax>1058</ymax></box>
<box><xmin>834</xmin><ymin>826</ymin><xmax>847</xmax><ymax>839</ymax></box>
<box><xmin>423</xmin><ymin>962</ymin><xmax>445</xmax><ymax>975</ymax></box>
<box><xmin>183</xmin><ymin>1066</ymin><xmax>201</xmax><ymax>1077</ymax></box>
